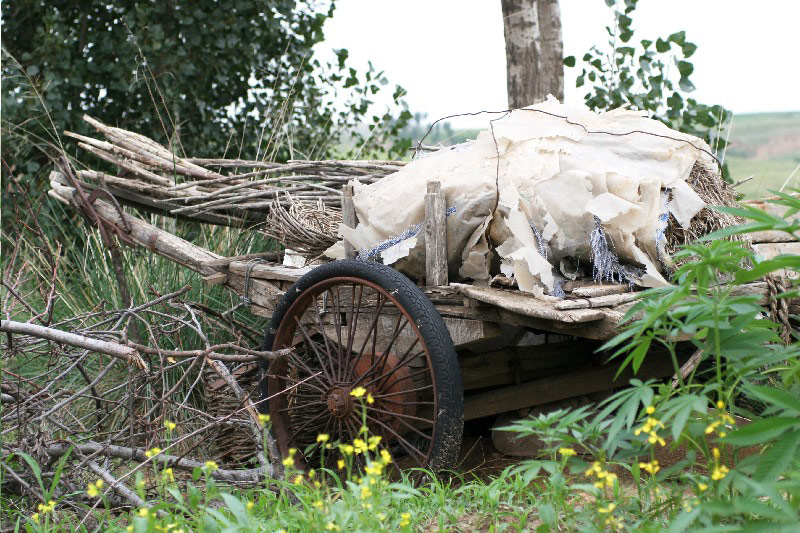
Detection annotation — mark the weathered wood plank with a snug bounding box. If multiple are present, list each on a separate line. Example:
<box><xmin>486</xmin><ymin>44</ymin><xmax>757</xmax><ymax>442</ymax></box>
<box><xmin>228</xmin><ymin>261</ymin><xmax>313</xmax><ymax>283</ymax></box>
<box><xmin>571</xmin><ymin>284</ymin><xmax>631</xmax><ymax>298</ymax></box>
<box><xmin>342</xmin><ymin>184</ymin><xmax>356</xmax><ymax>260</ymax></box>
<box><xmin>425</xmin><ymin>181</ymin><xmax>448</xmax><ymax>287</ymax></box>
<box><xmin>463</xmin><ymin>352</ymin><xmax>677</xmax><ymax>421</ymax></box>
<box><xmin>449</xmin><ymin>283</ymin><xmax>605</xmax><ymax>323</ymax></box>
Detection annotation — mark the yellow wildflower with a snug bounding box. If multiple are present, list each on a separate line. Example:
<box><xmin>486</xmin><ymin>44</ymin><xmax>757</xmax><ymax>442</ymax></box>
<box><xmin>247</xmin><ymin>501</ymin><xmax>254</xmax><ymax>511</ymax></box>
<box><xmin>368</xmin><ymin>435</ymin><xmax>382</xmax><ymax>450</ymax></box>
<box><xmin>711</xmin><ymin>465</ymin><xmax>729</xmax><ymax>481</ymax></box>
<box><xmin>341</xmin><ymin>444</ymin><xmax>355</xmax><ymax>455</ymax></box>
<box><xmin>598</xmin><ymin>503</ymin><xmax>616</xmax><ymax>514</ymax></box>
<box><xmin>37</xmin><ymin>500</ymin><xmax>56</xmax><ymax>513</ymax></box>
<box><xmin>138</xmin><ymin>508</ymin><xmax>149</xmax><ymax>517</ymax></box>
<box><xmin>309</xmin><ymin>469</ymin><xmax>316</xmax><ymax>478</ymax></box>
<box><xmin>31</xmin><ymin>513</ymin><xmax>39</xmax><ymax>523</ymax></box>
<box><xmin>337</xmin><ymin>459</ymin><xmax>345</xmax><ymax>469</ymax></box>
<box><xmin>204</xmin><ymin>460</ymin><xmax>219</xmax><ymax>472</ymax></box>
<box><xmin>399</xmin><ymin>512</ymin><xmax>411</xmax><ymax>527</ymax></box>
<box><xmin>258</xmin><ymin>414</ymin><xmax>271</xmax><ymax>426</ymax></box>
<box><xmin>377</xmin><ymin>512</ymin><xmax>386</xmax><ymax>521</ymax></box>
<box><xmin>648</xmin><ymin>431</ymin><xmax>666</xmax><ymax>446</ymax></box>
<box><xmin>145</xmin><ymin>447</ymin><xmax>162</xmax><ymax>458</ymax></box>
<box><xmin>360</xmin><ymin>486</ymin><xmax>372</xmax><ymax>499</ymax></box>
<box><xmin>163</xmin><ymin>468</ymin><xmax>174</xmax><ymax>482</ymax></box>
<box><xmin>164</xmin><ymin>420</ymin><xmax>176</xmax><ymax>431</ymax></box>
<box><xmin>313</xmin><ymin>500</ymin><xmax>324</xmax><ymax>509</ymax></box>
<box><xmin>712</xmin><ymin>447</ymin><xmax>721</xmax><ymax>460</ymax></box>
<box><xmin>293</xmin><ymin>474</ymin><xmax>304</xmax><ymax>485</ymax></box>
<box><xmin>638</xmin><ymin>460</ymin><xmax>660</xmax><ymax>475</ymax></box>
<box><xmin>697</xmin><ymin>482</ymin><xmax>708</xmax><ymax>492</ymax></box>
<box><xmin>558</xmin><ymin>447</ymin><xmax>577</xmax><ymax>457</ymax></box>
<box><xmin>282</xmin><ymin>456</ymin><xmax>295</xmax><ymax>467</ymax></box>
<box><xmin>326</xmin><ymin>522</ymin><xmax>340</xmax><ymax>531</ymax></box>
<box><xmin>316</xmin><ymin>433</ymin><xmax>330</xmax><ymax>443</ymax></box>
<box><xmin>716</xmin><ymin>400</ymin><xmax>725</xmax><ymax>409</ymax></box>
<box><xmin>646</xmin><ymin>405</ymin><xmax>655</xmax><ymax>414</ymax></box>
<box><xmin>380</xmin><ymin>449</ymin><xmax>392</xmax><ymax>464</ymax></box>
<box><xmin>350</xmin><ymin>387</ymin><xmax>367</xmax><ymax>398</ymax></box>
<box><xmin>126</xmin><ymin>526</ymin><xmax>133</xmax><ymax>533</ymax></box>
<box><xmin>87</xmin><ymin>479</ymin><xmax>104</xmax><ymax>497</ymax></box>
<box><xmin>367</xmin><ymin>393</ymin><xmax>375</xmax><ymax>404</ymax></box>
<box><xmin>353</xmin><ymin>438</ymin><xmax>368</xmax><ymax>454</ymax></box>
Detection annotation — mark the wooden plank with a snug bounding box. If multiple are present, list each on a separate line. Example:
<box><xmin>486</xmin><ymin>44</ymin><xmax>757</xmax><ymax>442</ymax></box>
<box><xmin>342</xmin><ymin>184</ymin><xmax>356</xmax><ymax>260</ymax></box>
<box><xmin>449</xmin><ymin>283</ymin><xmax>605</xmax><ymax>323</ymax></box>
<box><xmin>425</xmin><ymin>181</ymin><xmax>448</xmax><ymax>286</ymax></box>
<box><xmin>203</xmin><ymin>272</ymin><xmax>228</xmax><ymax>285</ymax></box>
<box><xmin>463</xmin><ymin>352</ymin><xmax>676</xmax><ymax>421</ymax></box>
<box><xmin>203</xmin><ymin>251</ymin><xmax>280</xmax><ymax>269</ymax></box>
<box><xmin>744</xmin><ymin>196</ymin><xmax>799</xmax><ymax>243</ymax></box>
<box><xmin>459</xmin><ymin>341</ymin><xmax>592</xmax><ymax>390</ymax></box>
<box><xmin>228</xmin><ymin>261</ymin><xmax>313</xmax><ymax>282</ymax></box>
<box><xmin>753</xmin><ymin>243</ymin><xmax>800</xmax><ymax>280</ymax></box>
<box><xmin>442</xmin><ymin>317</ymin><xmax>502</xmax><ymax>348</ymax></box>
<box><xmin>571</xmin><ymin>284</ymin><xmax>631</xmax><ymax>298</ymax></box>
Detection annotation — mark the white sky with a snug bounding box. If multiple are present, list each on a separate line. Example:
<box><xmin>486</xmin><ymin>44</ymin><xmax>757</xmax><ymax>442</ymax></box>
<box><xmin>323</xmin><ymin>0</ymin><xmax>800</xmax><ymax>128</ymax></box>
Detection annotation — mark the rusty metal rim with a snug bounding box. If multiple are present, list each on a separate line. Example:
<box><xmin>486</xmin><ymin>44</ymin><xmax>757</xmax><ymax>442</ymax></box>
<box><xmin>267</xmin><ymin>276</ymin><xmax>439</xmax><ymax>470</ymax></box>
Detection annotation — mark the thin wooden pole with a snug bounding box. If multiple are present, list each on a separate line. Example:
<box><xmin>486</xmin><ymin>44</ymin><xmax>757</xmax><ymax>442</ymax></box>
<box><xmin>425</xmin><ymin>181</ymin><xmax>448</xmax><ymax>286</ymax></box>
<box><xmin>342</xmin><ymin>184</ymin><xmax>357</xmax><ymax>260</ymax></box>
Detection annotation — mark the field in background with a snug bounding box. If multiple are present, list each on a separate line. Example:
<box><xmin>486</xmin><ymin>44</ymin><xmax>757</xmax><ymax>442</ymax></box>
<box><xmin>725</xmin><ymin>111</ymin><xmax>800</xmax><ymax>197</ymax></box>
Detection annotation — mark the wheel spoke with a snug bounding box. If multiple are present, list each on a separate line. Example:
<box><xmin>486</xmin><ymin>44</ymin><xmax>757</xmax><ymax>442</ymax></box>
<box><xmin>364</xmin><ymin>404</ymin><xmax>434</xmax><ymax>430</ymax></box>
<box><xmin>366</xmin><ymin>366</ymin><xmax>430</xmax><ymax>392</ymax></box>
<box><xmin>344</xmin><ymin>284</ymin><xmax>364</xmax><ymax>379</ymax></box>
<box><xmin>287</xmin><ymin>409</ymin><xmax>329</xmax><ymax>446</ymax></box>
<box><xmin>311</xmin><ymin>294</ymin><xmax>339</xmax><ymax>381</ymax></box>
<box><xmin>360</xmin><ymin>413</ymin><xmax>428</xmax><ymax>463</ymax></box>
<box><xmin>372</xmin><ymin>348</ymin><xmax>426</xmax><ymax>391</ymax></box>
<box><xmin>371</xmin><ymin>384</ymin><xmax>433</xmax><ymax>399</ymax></box>
<box><xmin>277</xmin><ymin>400</ymin><xmax>327</xmax><ymax>414</ymax></box>
<box><xmin>294</xmin><ymin>318</ymin><xmax>336</xmax><ymax>384</ymax></box>
<box><xmin>350</xmin><ymin>314</ymin><xmax>407</xmax><ymax>387</ymax></box>
<box><xmin>354</xmin><ymin>294</ymin><xmax>386</xmax><ymax>364</ymax></box>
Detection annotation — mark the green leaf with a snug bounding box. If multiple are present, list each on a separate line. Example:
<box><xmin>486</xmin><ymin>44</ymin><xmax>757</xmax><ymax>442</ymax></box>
<box><xmin>746</xmin><ymin>385</ymin><xmax>800</xmax><ymax>414</ymax></box>
<box><xmin>676</xmin><ymin>60</ymin><xmax>694</xmax><ymax>77</ymax></box>
<box><xmin>724</xmin><ymin>416</ymin><xmax>799</xmax><ymax>446</ymax></box>
<box><xmin>655</xmin><ymin>38</ymin><xmax>670</xmax><ymax>52</ymax></box>
<box><xmin>668</xmin><ymin>31</ymin><xmax>686</xmax><ymax>45</ymax></box>
<box><xmin>15</xmin><ymin>452</ymin><xmax>45</xmax><ymax>496</ymax></box>
<box><xmin>563</xmin><ymin>56</ymin><xmax>576</xmax><ymax>67</ymax></box>
<box><xmin>754</xmin><ymin>430</ymin><xmax>800</xmax><ymax>481</ymax></box>
<box><xmin>678</xmin><ymin>77</ymin><xmax>695</xmax><ymax>92</ymax></box>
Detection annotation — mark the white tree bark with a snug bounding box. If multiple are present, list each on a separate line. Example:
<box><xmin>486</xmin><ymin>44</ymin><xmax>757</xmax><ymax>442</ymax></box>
<box><xmin>501</xmin><ymin>0</ymin><xmax>564</xmax><ymax>108</ymax></box>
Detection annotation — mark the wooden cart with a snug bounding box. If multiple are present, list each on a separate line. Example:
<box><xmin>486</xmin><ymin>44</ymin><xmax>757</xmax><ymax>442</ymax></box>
<box><xmin>49</xmin><ymin>171</ymin><xmax>797</xmax><ymax>472</ymax></box>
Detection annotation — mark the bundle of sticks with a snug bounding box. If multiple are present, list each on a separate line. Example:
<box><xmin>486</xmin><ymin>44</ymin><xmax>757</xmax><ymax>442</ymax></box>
<box><xmin>62</xmin><ymin>115</ymin><xmax>404</xmax><ymax>227</ymax></box>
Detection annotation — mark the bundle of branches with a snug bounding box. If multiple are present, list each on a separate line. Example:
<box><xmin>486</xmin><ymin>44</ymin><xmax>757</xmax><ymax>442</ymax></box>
<box><xmin>62</xmin><ymin>115</ymin><xmax>404</xmax><ymax>227</ymax></box>
<box><xmin>0</xmin><ymin>286</ymin><xmax>294</xmax><ymax>524</ymax></box>
<box><xmin>260</xmin><ymin>195</ymin><xmax>342</xmax><ymax>260</ymax></box>
<box><xmin>665</xmin><ymin>160</ymin><xmax>745</xmax><ymax>255</ymax></box>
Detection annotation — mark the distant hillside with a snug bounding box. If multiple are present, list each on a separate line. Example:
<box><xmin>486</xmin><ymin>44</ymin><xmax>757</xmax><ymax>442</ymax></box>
<box><xmin>725</xmin><ymin>111</ymin><xmax>800</xmax><ymax>197</ymax></box>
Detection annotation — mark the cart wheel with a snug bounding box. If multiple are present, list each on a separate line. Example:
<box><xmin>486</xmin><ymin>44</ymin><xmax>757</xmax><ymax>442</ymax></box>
<box><xmin>261</xmin><ymin>259</ymin><xmax>463</xmax><ymax>472</ymax></box>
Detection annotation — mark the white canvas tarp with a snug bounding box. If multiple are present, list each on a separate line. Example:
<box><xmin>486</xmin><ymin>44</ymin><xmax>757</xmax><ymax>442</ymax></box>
<box><xmin>326</xmin><ymin>98</ymin><xmax>715</xmax><ymax>300</ymax></box>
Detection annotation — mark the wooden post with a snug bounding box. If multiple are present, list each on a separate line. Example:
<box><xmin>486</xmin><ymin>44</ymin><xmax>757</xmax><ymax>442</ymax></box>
<box><xmin>425</xmin><ymin>181</ymin><xmax>448</xmax><ymax>286</ymax></box>
<box><xmin>342</xmin><ymin>184</ymin><xmax>356</xmax><ymax>260</ymax></box>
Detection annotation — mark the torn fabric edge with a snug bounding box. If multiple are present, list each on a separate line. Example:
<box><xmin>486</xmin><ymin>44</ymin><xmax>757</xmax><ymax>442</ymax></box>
<box><xmin>589</xmin><ymin>216</ymin><xmax>644</xmax><ymax>285</ymax></box>
<box><xmin>356</xmin><ymin>206</ymin><xmax>457</xmax><ymax>261</ymax></box>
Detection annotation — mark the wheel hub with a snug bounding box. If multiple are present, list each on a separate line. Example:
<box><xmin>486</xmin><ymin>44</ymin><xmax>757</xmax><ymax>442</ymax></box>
<box><xmin>326</xmin><ymin>387</ymin><xmax>353</xmax><ymax>418</ymax></box>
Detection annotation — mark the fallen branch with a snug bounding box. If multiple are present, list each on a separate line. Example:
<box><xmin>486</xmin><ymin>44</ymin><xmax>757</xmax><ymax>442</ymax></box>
<box><xmin>0</xmin><ymin>320</ymin><xmax>148</xmax><ymax>370</ymax></box>
<box><xmin>47</xmin><ymin>442</ymin><xmax>267</xmax><ymax>483</ymax></box>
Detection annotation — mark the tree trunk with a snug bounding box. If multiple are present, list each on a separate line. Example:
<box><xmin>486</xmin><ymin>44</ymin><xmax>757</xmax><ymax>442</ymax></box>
<box><xmin>501</xmin><ymin>0</ymin><xmax>564</xmax><ymax>109</ymax></box>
